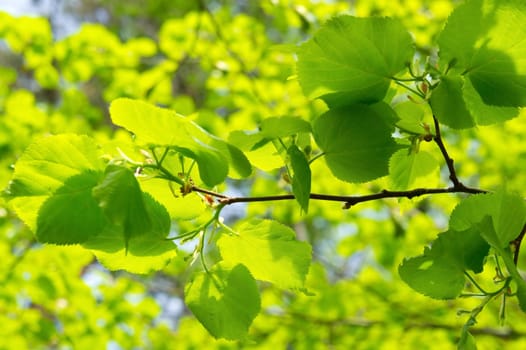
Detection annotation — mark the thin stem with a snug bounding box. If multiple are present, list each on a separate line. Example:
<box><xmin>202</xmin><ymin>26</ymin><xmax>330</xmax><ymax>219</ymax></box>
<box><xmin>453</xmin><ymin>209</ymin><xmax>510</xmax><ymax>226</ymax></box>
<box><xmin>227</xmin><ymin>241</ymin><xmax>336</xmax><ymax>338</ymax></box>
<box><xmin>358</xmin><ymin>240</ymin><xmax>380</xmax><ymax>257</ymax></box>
<box><xmin>308</xmin><ymin>152</ymin><xmax>325</xmax><ymax>165</ymax></box>
<box><xmin>393</xmin><ymin>80</ymin><xmax>425</xmax><ymax>99</ymax></box>
<box><xmin>391</xmin><ymin>76</ymin><xmax>425</xmax><ymax>82</ymax></box>
<box><xmin>464</xmin><ymin>271</ymin><xmax>489</xmax><ymax>295</ymax></box>
<box><xmin>512</xmin><ymin>222</ymin><xmax>526</xmax><ymax>265</ymax></box>
<box><xmin>199</xmin><ymin>230</ymin><xmax>210</xmax><ymax>274</ymax></box>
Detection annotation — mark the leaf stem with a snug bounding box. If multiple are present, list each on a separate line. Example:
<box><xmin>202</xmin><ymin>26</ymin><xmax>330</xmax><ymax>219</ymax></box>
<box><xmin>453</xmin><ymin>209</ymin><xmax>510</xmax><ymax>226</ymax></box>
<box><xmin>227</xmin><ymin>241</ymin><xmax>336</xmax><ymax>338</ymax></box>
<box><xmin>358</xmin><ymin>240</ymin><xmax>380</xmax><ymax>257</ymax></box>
<box><xmin>199</xmin><ymin>229</ymin><xmax>210</xmax><ymax>274</ymax></box>
<box><xmin>464</xmin><ymin>271</ymin><xmax>489</xmax><ymax>295</ymax></box>
<box><xmin>308</xmin><ymin>151</ymin><xmax>325</xmax><ymax>165</ymax></box>
<box><xmin>393</xmin><ymin>80</ymin><xmax>426</xmax><ymax>99</ymax></box>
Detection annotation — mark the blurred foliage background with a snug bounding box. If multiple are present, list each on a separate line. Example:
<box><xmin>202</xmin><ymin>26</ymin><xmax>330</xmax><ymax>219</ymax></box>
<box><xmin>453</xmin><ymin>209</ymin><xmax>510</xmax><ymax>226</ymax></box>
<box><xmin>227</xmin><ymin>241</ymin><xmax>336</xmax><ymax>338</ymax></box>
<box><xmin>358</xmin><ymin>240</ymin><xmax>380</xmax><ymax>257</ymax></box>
<box><xmin>2</xmin><ymin>0</ymin><xmax>526</xmax><ymax>349</ymax></box>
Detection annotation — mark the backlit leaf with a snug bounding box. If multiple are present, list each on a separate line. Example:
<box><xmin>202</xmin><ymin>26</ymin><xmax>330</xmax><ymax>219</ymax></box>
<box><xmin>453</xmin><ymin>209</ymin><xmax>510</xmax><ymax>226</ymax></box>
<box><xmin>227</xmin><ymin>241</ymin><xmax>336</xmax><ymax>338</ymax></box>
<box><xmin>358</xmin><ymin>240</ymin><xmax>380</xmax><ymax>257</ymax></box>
<box><xmin>110</xmin><ymin>98</ymin><xmax>250</xmax><ymax>186</ymax></box>
<box><xmin>297</xmin><ymin>15</ymin><xmax>413</xmax><ymax>107</ymax></box>
<box><xmin>288</xmin><ymin>145</ymin><xmax>311</xmax><ymax>213</ymax></box>
<box><xmin>217</xmin><ymin>219</ymin><xmax>312</xmax><ymax>289</ymax></box>
<box><xmin>93</xmin><ymin>165</ymin><xmax>152</xmax><ymax>246</ymax></box>
<box><xmin>430</xmin><ymin>75</ymin><xmax>519</xmax><ymax>129</ymax></box>
<box><xmin>185</xmin><ymin>263</ymin><xmax>260</xmax><ymax>340</ymax></box>
<box><xmin>399</xmin><ymin>224</ymin><xmax>490</xmax><ymax>299</ymax></box>
<box><xmin>437</xmin><ymin>0</ymin><xmax>526</xmax><ymax>107</ymax></box>
<box><xmin>260</xmin><ymin>117</ymin><xmax>311</xmax><ymax>139</ymax></box>
<box><xmin>7</xmin><ymin>134</ymin><xmax>105</xmax><ymax>244</ymax></box>
<box><xmin>313</xmin><ymin>103</ymin><xmax>401</xmax><ymax>183</ymax></box>
<box><xmin>389</xmin><ymin>149</ymin><xmax>438</xmax><ymax>190</ymax></box>
<box><xmin>449</xmin><ymin>190</ymin><xmax>526</xmax><ymax>248</ymax></box>
<box><xmin>83</xmin><ymin>193</ymin><xmax>176</xmax><ymax>274</ymax></box>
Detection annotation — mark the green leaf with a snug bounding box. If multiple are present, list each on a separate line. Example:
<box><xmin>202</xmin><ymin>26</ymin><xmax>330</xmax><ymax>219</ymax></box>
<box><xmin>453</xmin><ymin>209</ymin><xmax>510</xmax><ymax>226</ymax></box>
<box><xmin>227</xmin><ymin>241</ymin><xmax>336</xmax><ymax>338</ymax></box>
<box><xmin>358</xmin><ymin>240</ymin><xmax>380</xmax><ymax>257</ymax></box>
<box><xmin>7</xmin><ymin>134</ymin><xmax>106</xmax><ymax>244</ymax></box>
<box><xmin>476</xmin><ymin>219</ymin><xmax>526</xmax><ymax>312</ymax></box>
<box><xmin>211</xmin><ymin>140</ymin><xmax>252</xmax><ymax>179</ymax></box>
<box><xmin>516</xmin><ymin>281</ymin><xmax>526</xmax><ymax>312</ymax></box>
<box><xmin>35</xmin><ymin>173</ymin><xmax>106</xmax><ymax>244</ymax></box>
<box><xmin>83</xmin><ymin>193</ymin><xmax>176</xmax><ymax>274</ymax></box>
<box><xmin>393</xmin><ymin>101</ymin><xmax>430</xmax><ymax>135</ymax></box>
<box><xmin>288</xmin><ymin>145</ymin><xmax>311</xmax><ymax>213</ymax></box>
<box><xmin>110</xmin><ymin>98</ymin><xmax>230</xmax><ymax>186</ymax></box>
<box><xmin>461</xmin><ymin>78</ymin><xmax>519</xmax><ymax>126</ymax></box>
<box><xmin>297</xmin><ymin>15</ymin><xmax>413</xmax><ymax>107</ymax></box>
<box><xmin>458</xmin><ymin>331</ymin><xmax>477</xmax><ymax>350</ymax></box>
<box><xmin>217</xmin><ymin>219</ymin><xmax>312</xmax><ymax>289</ymax></box>
<box><xmin>430</xmin><ymin>75</ymin><xmax>519</xmax><ymax>129</ymax></box>
<box><xmin>399</xmin><ymin>226</ymin><xmax>490</xmax><ymax>299</ymax></box>
<box><xmin>185</xmin><ymin>263</ymin><xmax>260</xmax><ymax>340</ymax></box>
<box><xmin>260</xmin><ymin>117</ymin><xmax>311</xmax><ymax>139</ymax></box>
<box><xmin>449</xmin><ymin>191</ymin><xmax>526</xmax><ymax>248</ymax></box>
<box><xmin>437</xmin><ymin>0</ymin><xmax>526</xmax><ymax>107</ymax></box>
<box><xmin>388</xmin><ymin>149</ymin><xmax>438</xmax><ymax>190</ymax></box>
<box><xmin>313</xmin><ymin>103</ymin><xmax>401</xmax><ymax>183</ymax></box>
<box><xmin>399</xmin><ymin>255</ymin><xmax>465</xmax><ymax>299</ymax></box>
<box><xmin>430</xmin><ymin>75</ymin><xmax>474</xmax><ymax>129</ymax></box>
<box><xmin>93</xmin><ymin>165</ymin><xmax>152</xmax><ymax>247</ymax></box>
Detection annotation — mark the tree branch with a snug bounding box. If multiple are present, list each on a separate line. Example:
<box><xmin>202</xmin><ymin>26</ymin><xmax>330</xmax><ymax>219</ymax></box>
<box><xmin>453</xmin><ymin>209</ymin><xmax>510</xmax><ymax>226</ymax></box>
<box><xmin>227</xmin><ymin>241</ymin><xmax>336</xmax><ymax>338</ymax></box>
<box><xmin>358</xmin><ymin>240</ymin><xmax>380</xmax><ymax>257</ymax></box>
<box><xmin>433</xmin><ymin>115</ymin><xmax>466</xmax><ymax>189</ymax></box>
<box><xmin>176</xmin><ymin>117</ymin><xmax>488</xmax><ymax>210</ymax></box>
<box><xmin>189</xmin><ymin>185</ymin><xmax>486</xmax><ymax>208</ymax></box>
<box><xmin>512</xmin><ymin>222</ymin><xmax>526</xmax><ymax>265</ymax></box>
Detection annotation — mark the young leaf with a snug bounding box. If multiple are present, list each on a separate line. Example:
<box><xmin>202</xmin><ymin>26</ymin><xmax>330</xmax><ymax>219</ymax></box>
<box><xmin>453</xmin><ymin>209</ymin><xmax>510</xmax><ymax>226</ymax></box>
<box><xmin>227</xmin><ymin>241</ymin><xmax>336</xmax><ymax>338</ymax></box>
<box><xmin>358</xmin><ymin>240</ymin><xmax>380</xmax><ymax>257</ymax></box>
<box><xmin>458</xmin><ymin>331</ymin><xmax>477</xmax><ymax>350</ymax></box>
<box><xmin>110</xmin><ymin>98</ymin><xmax>240</xmax><ymax>186</ymax></box>
<box><xmin>476</xmin><ymin>219</ymin><xmax>526</xmax><ymax>312</ymax></box>
<box><xmin>313</xmin><ymin>103</ymin><xmax>401</xmax><ymax>183</ymax></box>
<box><xmin>7</xmin><ymin>134</ymin><xmax>106</xmax><ymax>244</ymax></box>
<box><xmin>297</xmin><ymin>15</ymin><xmax>414</xmax><ymax>107</ymax></box>
<box><xmin>185</xmin><ymin>263</ymin><xmax>260</xmax><ymax>340</ymax></box>
<box><xmin>92</xmin><ymin>165</ymin><xmax>152</xmax><ymax>246</ymax></box>
<box><xmin>389</xmin><ymin>148</ymin><xmax>438</xmax><ymax>190</ymax></box>
<box><xmin>430</xmin><ymin>75</ymin><xmax>519</xmax><ymax>129</ymax></box>
<box><xmin>437</xmin><ymin>0</ymin><xmax>526</xmax><ymax>107</ymax></box>
<box><xmin>449</xmin><ymin>191</ymin><xmax>526</xmax><ymax>247</ymax></box>
<box><xmin>82</xmin><ymin>193</ymin><xmax>176</xmax><ymax>274</ymax></box>
<box><xmin>288</xmin><ymin>145</ymin><xmax>311</xmax><ymax>213</ymax></box>
<box><xmin>217</xmin><ymin>219</ymin><xmax>312</xmax><ymax>289</ymax></box>
<box><xmin>260</xmin><ymin>117</ymin><xmax>311</xmax><ymax>139</ymax></box>
<box><xmin>399</xmin><ymin>225</ymin><xmax>490</xmax><ymax>299</ymax></box>
<box><xmin>429</xmin><ymin>75</ymin><xmax>474</xmax><ymax>129</ymax></box>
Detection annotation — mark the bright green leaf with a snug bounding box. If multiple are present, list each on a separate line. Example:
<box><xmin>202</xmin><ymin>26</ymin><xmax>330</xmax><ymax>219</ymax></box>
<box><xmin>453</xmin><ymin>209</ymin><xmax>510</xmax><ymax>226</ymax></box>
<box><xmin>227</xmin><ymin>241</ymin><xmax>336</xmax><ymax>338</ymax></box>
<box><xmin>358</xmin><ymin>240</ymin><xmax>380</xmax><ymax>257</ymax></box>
<box><xmin>313</xmin><ymin>103</ymin><xmax>401</xmax><ymax>183</ymax></box>
<box><xmin>35</xmin><ymin>173</ymin><xmax>106</xmax><ymax>244</ymax></box>
<box><xmin>7</xmin><ymin>134</ymin><xmax>106</xmax><ymax>244</ymax></box>
<box><xmin>217</xmin><ymin>219</ymin><xmax>312</xmax><ymax>289</ymax></box>
<box><xmin>399</xmin><ymin>255</ymin><xmax>465</xmax><ymax>299</ymax></box>
<box><xmin>449</xmin><ymin>190</ymin><xmax>526</xmax><ymax>248</ymax></box>
<box><xmin>288</xmin><ymin>145</ymin><xmax>311</xmax><ymax>213</ymax></box>
<box><xmin>458</xmin><ymin>331</ymin><xmax>477</xmax><ymax>350</ymax></box>
<box><xmin>394</xmin><ymin>101</ymin><xmax>430</xmax><ymax>135</ymax></box>
<box><xmin>185</xmin><ymin>263</ymin><xmax>260</xmax><ymax>340</ymax></box>
<box><xmin>110</xmin><ymin>98</ymin><xmax>230</xmax><ymax>186</ymax></box>
<box><xmin>430</xmin><ymin>75</ymin><xmax>519</xmax><ymax>129</ymax></box>
<box><xmin>83</xmin><ymin>193</ymin><xmax>176</xmax><ymax>274</ymax></box>
<box><xmin>462</xmin><ymin>78</ymin><xmax>519</xmax><ymax>126</ymax></box>
<box><xmin>389</xmin><ymin>149</ymin><xmax>438</xmax><ymax>190</ymax></box>
<box><xmin>260</xmin><ymin>117</ymin><xmax>311</xmax><ymax>139</ymax></box>
<box><xmin>430</xmin><ymin>75</ymin><xmax>474</xmax><ymax>129</ymax></box>
<box><xmin>297</xmin><ymin>15</ymin><xmax>413</xmax><ymax>107</ymax></box>
<box><xmin>437</xmin><ymin>0</ymin><xmax>526</xmax><ymax>107</ymax></box>
<box><xmin>93</xmin><ymin>165</ymin><xmax>152</xmax><ymax>246</ymax></box>
<box><xmin>399</xmin><ymin>225</ymin><xmax>490</xmax><ymax>299</ymax></box>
